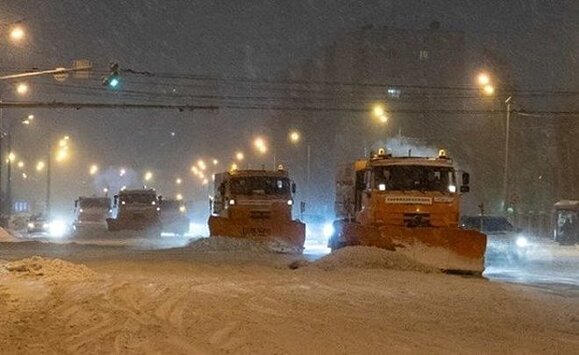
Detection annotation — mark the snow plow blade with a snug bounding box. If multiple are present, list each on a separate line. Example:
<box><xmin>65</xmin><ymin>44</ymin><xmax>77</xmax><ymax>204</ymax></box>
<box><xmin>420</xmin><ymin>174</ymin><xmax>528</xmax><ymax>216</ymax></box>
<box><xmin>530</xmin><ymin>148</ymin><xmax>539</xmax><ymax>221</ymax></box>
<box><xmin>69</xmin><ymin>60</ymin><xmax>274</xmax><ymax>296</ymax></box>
<box><xmin>208</xmin><ymin>216</ymin><xmax>306</xmax><ymax>253</ymax></box>
<box><xmin>331</xmin><ymin>222</ymin><xmax>487</xmax><ymax>275</ymax></box>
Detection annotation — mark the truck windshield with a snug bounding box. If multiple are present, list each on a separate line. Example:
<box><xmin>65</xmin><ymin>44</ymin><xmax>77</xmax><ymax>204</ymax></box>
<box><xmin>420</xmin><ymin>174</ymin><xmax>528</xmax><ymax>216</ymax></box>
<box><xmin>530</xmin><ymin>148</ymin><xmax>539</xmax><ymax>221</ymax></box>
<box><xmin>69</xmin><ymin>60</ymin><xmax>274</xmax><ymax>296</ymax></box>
<box><xmin>373</xmin><ymin>165</ymin><xmax>455</xmax><ymax>193</ymax></box>
<box><xmin>121</xmin><ymin>194</ymin><xmax>156</xmax><ymax>204</ymax></box>
<box><xmin>556</xmin><ymin>210</ymin><xmax>577</xmax><ymax>237</ymax></box>
<box><xmin>230</xmin><ymin>177</ymin><xmax>290</xmax><ymax>196</ymax></box>
<box><xmin>79</xmin><ymin>198</ymin><xmax>110</xmax><ymax>209</ymax></box>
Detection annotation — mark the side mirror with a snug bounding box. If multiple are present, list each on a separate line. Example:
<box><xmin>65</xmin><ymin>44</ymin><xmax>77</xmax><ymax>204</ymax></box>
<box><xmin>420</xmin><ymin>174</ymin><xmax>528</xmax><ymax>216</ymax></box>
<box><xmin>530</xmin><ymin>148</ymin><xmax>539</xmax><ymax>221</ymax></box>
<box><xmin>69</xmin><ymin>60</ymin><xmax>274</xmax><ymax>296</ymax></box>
<box><xmin>462</xmin><ymin>172</ymin><xmax>470</xmax><ymax>185</ymax></box>
<box><xmin>291</xmin><ymin>183</ymin><xmax>297</xmax><ymax>194</ymax></box>
<box><xmin>460</xmin><ymin>186</ymin><xmax>470</xmax><ymax>193</ymax></box>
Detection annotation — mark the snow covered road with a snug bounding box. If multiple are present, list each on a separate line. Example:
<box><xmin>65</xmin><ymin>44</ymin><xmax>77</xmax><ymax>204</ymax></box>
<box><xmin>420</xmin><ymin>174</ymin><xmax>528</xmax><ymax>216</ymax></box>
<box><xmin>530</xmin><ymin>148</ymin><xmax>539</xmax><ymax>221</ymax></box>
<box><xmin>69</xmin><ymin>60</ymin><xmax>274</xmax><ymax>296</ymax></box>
<box><xmin>0</xmin><ymin>236</ymin><xmax>579</xmax><ymax>353</ymax></box>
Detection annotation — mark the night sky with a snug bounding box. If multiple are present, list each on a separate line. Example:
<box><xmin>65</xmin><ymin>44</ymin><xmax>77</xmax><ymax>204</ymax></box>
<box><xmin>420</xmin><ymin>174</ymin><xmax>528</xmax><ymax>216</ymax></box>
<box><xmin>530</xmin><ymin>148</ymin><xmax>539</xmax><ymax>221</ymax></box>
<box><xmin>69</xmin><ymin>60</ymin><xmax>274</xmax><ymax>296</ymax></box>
<box><xmin>0</xmin><ymin>0</ymin><xmax>575</xmax><ymax>217</ymax></box>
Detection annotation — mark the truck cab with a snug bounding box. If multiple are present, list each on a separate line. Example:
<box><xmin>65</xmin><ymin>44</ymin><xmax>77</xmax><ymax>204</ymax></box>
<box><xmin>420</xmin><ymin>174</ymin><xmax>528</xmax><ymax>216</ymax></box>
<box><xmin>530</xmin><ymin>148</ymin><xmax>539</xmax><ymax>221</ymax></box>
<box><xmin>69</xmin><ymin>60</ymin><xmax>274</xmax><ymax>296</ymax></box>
<box><xmin>73</xmin><ymin>197</ymin><xmax>111</xmax><ymax>231</ymax></box>
<box><xmin>107</xmin><ymin>189</ymin><xmax>161</xmax><ymax>232</ymax></box>
<box><xmin>208</xmin><ymin>167</ymin><xmax>305</xmax><ymax>252</ymax></box>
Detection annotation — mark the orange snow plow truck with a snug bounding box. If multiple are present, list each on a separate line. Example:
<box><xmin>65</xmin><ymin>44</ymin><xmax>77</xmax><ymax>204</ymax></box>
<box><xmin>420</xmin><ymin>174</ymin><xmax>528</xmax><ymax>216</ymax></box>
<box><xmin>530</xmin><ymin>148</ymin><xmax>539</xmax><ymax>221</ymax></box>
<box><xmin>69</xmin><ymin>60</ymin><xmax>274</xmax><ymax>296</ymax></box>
<box><xmin>328</xmin><ymin>149</ymin><xmax>487</xmax><ymax>274</ymax></box>
<box><xmin>208</xmin><ymin>167</ymin><xmax>305</xmax><ymax>252</ymax></box>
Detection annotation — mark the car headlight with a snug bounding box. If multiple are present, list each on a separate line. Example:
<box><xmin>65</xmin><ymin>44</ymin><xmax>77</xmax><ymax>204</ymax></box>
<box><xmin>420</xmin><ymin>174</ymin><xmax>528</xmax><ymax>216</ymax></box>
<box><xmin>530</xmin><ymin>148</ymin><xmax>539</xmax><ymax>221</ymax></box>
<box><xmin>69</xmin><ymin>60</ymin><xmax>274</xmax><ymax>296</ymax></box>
<box><xmin>516</xmin><ymin>236</ymin><xmax>528</xmax><ymax>248</ymax></box>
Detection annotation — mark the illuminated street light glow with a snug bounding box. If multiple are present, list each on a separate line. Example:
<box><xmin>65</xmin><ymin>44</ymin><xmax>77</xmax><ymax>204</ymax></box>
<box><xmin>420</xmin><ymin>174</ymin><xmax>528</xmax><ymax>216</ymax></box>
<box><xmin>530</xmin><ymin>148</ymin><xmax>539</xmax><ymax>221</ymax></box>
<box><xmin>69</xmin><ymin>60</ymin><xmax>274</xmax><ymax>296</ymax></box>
<box><xmin>176</xmin><ymin>193</ymin><xmax>183</xmax><ymax>201</ymax></box>
<box><xmin>103</xmin><ymin>187</ymin><xmax>109</xmax><ymax>194</ymax></box>
<box><xmin>235</xmin><ymin>152</ymin><xmax>244</xmax><ymax>161</ymax></box>
<box><xmin>289</xmin><ymin>131</ymin><xmax>300</xmax><ymax>143</ymax></box>
<box><xmin>120</xmin><ymin>168</ymin><xmax>126</xmax><ymax>177</ymax></box>
<box><xmin>22</xmin><ymin>173</ymin><xmax>27</xmax><ymax>179</ymax></box>
<box><xmin>191</xmin><ymin>166</ymin><xmax>199</xmax><ymax>174</ymax></box>
<box><xmin>176</xmin><ymin>178</ymin><xmax>182</xmax><ymax>185</ymax></box>
<box><xmin>89</xmin><ymin>164</ymin><xmax>98</xmax><ymax>175</ymax></box>
<box><xmin>379</xmin><ymin>114</ymin><xmax>389</xmax><ymax>124</ymax></box>
<box><xmin>231</xmin><ymin>163</ymin><xmax>238</xmax><ymax>171</ymax></box>
<box><xmin>36</xmin><ymin>161</ymin><xmax>45</xmax><ymax>172</ymax></box>
<box><xmin>212</xmin><ymin>159</ymin><xmax>219</xmax><ymax>165</ymax></box>
<box><xmin>144</xmin><ymin>171</ymin><xmax>153</xmax><ymax>181</ymax></box>
<box><xmin>197</xmin><ymin>159</ymin><xmax>206</xmax><ymax>170</ymax></box>
<box><xmin>9</xmin><ymin>26</ymin><xmax>25</xmax><ymax>42</ymax></box>
<box><xmin>483</xmin><ymin>84</ymin><xmax>495</xmax><ymax>96</ymax></box>
<box><xmin>27</xmin><ymin>114</ymin><xmax>34</xmax><ymax>120</ymax></box>
<box><xmin>16</xmin><ymin>83</ymin><xmax>29</xmax><ymax>95</ymax></box>
<box><xmin>254</xmin><ymin>137</ymin><xmax>267</xmax><ymax>154</ymax></box>
<box><xmin>17</xmin><ymin>161</ymin><xmax>24</xmax><ymax>169</ymax></box>
<box><xmin>8</xmin><ymin>152</ymin><xmax>16</xmax><ymax>162</ymax></box>
<box><xmin>477</xmin><ymin>73</ymin><xmax>490</xmax><ymax>86</ymax></box>
<box><xmin>55</xmin><ymin>149</ymin><xmax>68</xmax><ymax>162</ymax></box>
<box><xmin>202</xmin><ymin>178</ymin><xmax>209</xmax><ymax>185</ymax></box>
<box><xmin>373</xmin><ymin>104</ymin><xmax>385</xmax><ymax>117</ymax></box>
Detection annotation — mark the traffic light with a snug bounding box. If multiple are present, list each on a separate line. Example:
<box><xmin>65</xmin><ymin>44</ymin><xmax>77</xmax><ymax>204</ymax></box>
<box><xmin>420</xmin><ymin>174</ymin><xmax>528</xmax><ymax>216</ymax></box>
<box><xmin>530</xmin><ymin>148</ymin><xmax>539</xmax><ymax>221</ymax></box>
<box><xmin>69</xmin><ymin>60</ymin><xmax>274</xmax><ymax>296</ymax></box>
<box><xmin>102</xmin><ymin>62</ymin><xmax>121</xmax><ymax>89</ymax></box>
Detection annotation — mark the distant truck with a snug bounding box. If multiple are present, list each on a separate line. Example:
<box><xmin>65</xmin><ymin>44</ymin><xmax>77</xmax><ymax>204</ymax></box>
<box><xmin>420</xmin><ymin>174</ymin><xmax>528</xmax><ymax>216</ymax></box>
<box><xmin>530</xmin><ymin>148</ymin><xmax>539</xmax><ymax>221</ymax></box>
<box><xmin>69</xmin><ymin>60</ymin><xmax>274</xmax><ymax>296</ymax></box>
<box><xmin>73</xmin><ymin>196</ymin><xmax>111</xmax><ymax>231</ymax></box>
<box><xmin>208</xmin><ymin>167</ymin><xmax>305</xmax><ymax>252</ymax></box>
<box><xmin>159</xmin><ymin>199</ymin><xmax>190</xmax><ymax>236</ymax></box>
<box><xmin>106</xmin><ymin>189</ymin><xmax>161</xmax><ymax>233</ymax></box>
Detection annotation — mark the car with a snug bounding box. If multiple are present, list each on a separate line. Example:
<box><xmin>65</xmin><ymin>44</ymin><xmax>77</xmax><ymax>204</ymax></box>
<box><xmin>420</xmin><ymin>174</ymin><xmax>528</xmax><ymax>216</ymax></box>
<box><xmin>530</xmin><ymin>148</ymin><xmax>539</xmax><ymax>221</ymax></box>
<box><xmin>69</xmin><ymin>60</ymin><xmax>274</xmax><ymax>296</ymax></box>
<box><xmin>460</xmin><ymin>215</ymin><xmax>530</xmax><ymax>264</ymax></box>
<box><xmin>26</xmin><ymin>215</ymin><xmax>49</xmax><ymax>235</ymax></box>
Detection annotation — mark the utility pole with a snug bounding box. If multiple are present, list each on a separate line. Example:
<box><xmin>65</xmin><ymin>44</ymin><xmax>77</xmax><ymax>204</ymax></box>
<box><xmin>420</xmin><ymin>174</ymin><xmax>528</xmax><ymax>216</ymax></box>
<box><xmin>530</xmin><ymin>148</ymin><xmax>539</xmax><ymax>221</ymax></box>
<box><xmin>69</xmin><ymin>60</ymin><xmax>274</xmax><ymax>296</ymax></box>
<box><xmin>46</xmin><ymin>149</ymin><xmax>51</xmax><ymax>220</ymax></box>
<box><xmin>503</xmin><ymin>96</ymin><xmax>512</xmax><ymax>215</ymax></box>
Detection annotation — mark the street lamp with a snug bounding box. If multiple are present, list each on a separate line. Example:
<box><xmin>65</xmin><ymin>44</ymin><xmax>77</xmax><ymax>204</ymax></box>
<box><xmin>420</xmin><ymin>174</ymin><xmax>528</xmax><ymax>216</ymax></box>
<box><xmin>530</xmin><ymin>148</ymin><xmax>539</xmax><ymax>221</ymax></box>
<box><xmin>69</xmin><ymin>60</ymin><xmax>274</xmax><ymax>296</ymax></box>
<box><xmin>15</xmin><ymin>83</ymin><xmax>28</xmax><ymax>95</ymax></box>
<box><xmin>289</xmin><ymin>131</ymin><xmax>300</xmax><ymax>144</ymax></box>
<box><xmin>175</xmin><ymin>177</ymin><xmax>182</xmax><ymax>185</ymax></box>
<box><xmin>46</xmin><ymin>135</ymin><xmax>71</xmax><ymax>219</ymax></box>
<box><xmin>476</xmin><ymin>72</ymin><xmax>513</xmax><ymax>213</ymax></box>
<box><xmin>254</xmin><ymin>137</ymin><xmax>267</xmax><ymax>154</ymax></box>
<box><xmin>9</xmin><ymin>25</ymin><xmax>25</xmax><ymax>42</ymax></box>
<box><xmin>89</xmin><ymin>164</ymin><xmax>98</xmax><ymax>175</ymax></box>
<box><xmin>372</xmin><ymin>103</ymin><xmax>388</xmax><ymax>124</ymax></box>
<box><xmin>482</xmin><ymin>85</ymin><xmax>495</xmax><ymax>96</ymax></box>
<box><xmin>289</xmin><ymin>130</ymin><xmax>311</xmax><ymax>212</ymax></box>
<box><xmin>477</xmin><ymin>73</ymin><xmax>490</xmax><ymax>86</ymax></box>
<box><xmin>235</xmin><ymin>152</ymin><xmax>244</xmax><ymax>161</ymax></box>
<box><xmin>144</xmin><ymin>171</ymin><xmax>153</xmax><ymax>182</ymax></box>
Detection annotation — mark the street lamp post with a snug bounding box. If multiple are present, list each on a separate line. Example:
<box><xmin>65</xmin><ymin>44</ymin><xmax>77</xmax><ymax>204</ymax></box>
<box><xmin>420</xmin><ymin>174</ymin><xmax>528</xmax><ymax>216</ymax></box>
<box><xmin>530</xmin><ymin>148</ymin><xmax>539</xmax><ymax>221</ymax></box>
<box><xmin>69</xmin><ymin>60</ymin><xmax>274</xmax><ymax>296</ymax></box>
<box><xmin>503</xmin><ymin>96</ymin><xmax>512</xmax><ymax>212</ymax></box>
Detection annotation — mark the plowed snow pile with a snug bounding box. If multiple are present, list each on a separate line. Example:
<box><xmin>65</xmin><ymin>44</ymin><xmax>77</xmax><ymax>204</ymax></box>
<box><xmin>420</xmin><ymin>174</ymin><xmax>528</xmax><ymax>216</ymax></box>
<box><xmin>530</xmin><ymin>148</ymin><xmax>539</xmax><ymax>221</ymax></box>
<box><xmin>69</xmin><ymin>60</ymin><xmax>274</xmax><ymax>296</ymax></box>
<box><xmin>313</xmin><ymin>246</ymin><xmax>439</xmax><ymax>273</ymax></box>
<box><xmin>1</xmin><ymin>256</ymin><xmax>98</xmax><ymax>281</ymax></box>
<box><xmin>186</xmin><ymin>236</ymin><xmax>274</xmax><ymax>253</ymax></box>
<box><xmin>0</xmin><ymin>227</ymin><xmax>16</xmax><ymax>242</ymax></box>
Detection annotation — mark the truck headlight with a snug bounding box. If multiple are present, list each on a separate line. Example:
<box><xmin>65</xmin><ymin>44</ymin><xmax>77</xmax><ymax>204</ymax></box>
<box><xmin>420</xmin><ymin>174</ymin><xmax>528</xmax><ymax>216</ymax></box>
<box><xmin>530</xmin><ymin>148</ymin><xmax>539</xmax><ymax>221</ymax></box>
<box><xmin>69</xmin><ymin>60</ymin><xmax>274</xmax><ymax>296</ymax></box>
<box><xmin>516</xmin><ymin>236</ymin><xmax>528</xmax><ymax>248</ymax></box>
<box><xmin>323</xmin><ymin>223</ymin><xmax>335</xmax><ymax>238</ymax></box>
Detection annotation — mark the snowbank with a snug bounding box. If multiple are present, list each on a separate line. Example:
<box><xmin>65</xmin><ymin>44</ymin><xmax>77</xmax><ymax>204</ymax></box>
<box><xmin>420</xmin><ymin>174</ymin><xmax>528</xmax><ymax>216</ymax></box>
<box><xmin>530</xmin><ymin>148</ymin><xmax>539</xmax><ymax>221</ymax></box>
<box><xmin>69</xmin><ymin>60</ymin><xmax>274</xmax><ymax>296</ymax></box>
<box><xmin>0</xmin><ymin>227</ymin><xmax>17</xmax><ymax>242</ymax></box>
<box><xmin>1</xmin><ymin>256</ymin><xmax>98</xmax><ymax>281</ymax></box>
<box><xmin>312</xmin><ymin>246</ymin><xmax>439</xmax><ymax>273</ymax></box>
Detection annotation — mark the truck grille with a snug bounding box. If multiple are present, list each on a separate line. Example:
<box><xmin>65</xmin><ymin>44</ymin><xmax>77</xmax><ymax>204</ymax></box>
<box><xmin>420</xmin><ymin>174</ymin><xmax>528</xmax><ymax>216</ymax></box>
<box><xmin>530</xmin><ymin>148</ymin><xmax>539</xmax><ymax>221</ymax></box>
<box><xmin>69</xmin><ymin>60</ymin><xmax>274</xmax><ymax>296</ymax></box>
<box><xmin>250</xmin><ymin>210</ymin><xmax>271</xmax><ymax>219</ymax></box>
<box><xmin>403</xmin><ymin>213</ymin><xmax>431</xmax><ymax>227</ymax></box>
